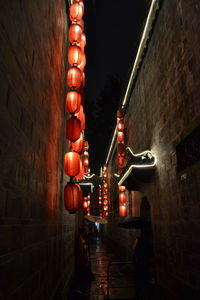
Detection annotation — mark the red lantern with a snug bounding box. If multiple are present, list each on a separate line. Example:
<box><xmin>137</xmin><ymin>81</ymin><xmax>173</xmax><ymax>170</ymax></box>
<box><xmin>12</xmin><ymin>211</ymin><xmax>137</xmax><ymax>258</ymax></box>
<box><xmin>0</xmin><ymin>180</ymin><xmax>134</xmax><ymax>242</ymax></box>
<box><xmin>117</xmin><ymin>108</ymin><xmax>124</xmax><ymax>119</ymax></box>
<box><xmin>66</xmin><ymin>116</ymin><xmax>81</xmax><ymax>142</ymax></box>
<box><xmin>83</xmin><ymin>201</ymin><xmax>88</xmax><ymax>208</ymax></box>
<box><xmin>119</xmin><ymin>205</ymin><xmax>127</xmax><ymax>217</ymax></box>
<box><xmin>70</xmin><ymin>3</ymin><xmax>83</xmax><ymax>22</ymax></box>
<box><xmin>104</xmin><ymin>183</ymin><xmax>107</xmax><ymax>188</ymax></box>
<box><xmin>68</xmin><ymin>45</ymin><xmax>82</xmax><ymax>66</ymax></box>
<box><xmin>69</xmin><ymin>24</ymin><xmax>82</xmax><ymax>44</ymax></box>
<box><xmin>103</xmin><ymin>200</ymin><xmax>108</xmax><ymax>205</ymax></box>
<box><xmin>84</xmin><ymin>151</ymin><xmax>89</xmax><ymax>158</ymax></box>
<box><xmin>119</xmin><ymin>192</ymin><xmax>126</xmax><ymax>205</ymax></box>
<box><xmin>119</xmin><ymin>186</ymin><xmax>126</xmax><ymax>192</ymax></box>
<box><xmin>104</xmin><ymin>205</ymin><xmax>108</xmax><ymax>211</ymax></box>
<box><xmin>117</xmin><ymin>131</ymin><xmax>124</xmax><ymax>144</ymax></box>
<box><xmin>74</xmin><ymin>19</ymin><xmax>84</xmax><ymax>31</ymax></box>
<box><xmin>84</xmin><ymin>166</ymin><xmax>89</xmax><ymax>174</ymax></box>
<box><xmin>75</xmin><ymin>105</ymin><xmax>85</xmax><ymax>130</ymax></box>
<box><xmin>118</xmin><ymin>143</ymin><xmax>125</xmax><ymax>155</ymax></box>
<box><xmin>66</xmin><ymin>91</ymin><xmax>81</xmax><ymax>114</ymax></box>
<box><xmin>83</xmin><ymin>157</ymin><xmax>89</xmax><ymax>167</ymax></box>
<box><xmin>67</xmin><ymin>67</ymin><xmax>82</xmax><ymax>90</ymax></box>
<box><xmin>64</xmin><ymin>182</ymin><xmax>80</xmax><ymax>213</ymax></box>
<box><xmin>118</xmin><ymin>120</ymin><xmax>124</xmax><ymax>131</ymax></box>
<box><xmin>83</xmin><ymin>141</ymin><xmax>89</xmax><ymax>150</ymax></box>
<box><xmin>104</xmin><ymin>211</ymin><xmax>108</xmax><ymax>217</ymax></box>
<box><xmin>104</xmin><ymin>195</ymin><xmax>107</xmax><ymax>200</ymax></box>
<box><xmin>69</xmin><ymin>132</ymin><xmax>83</xmax><ymax>153</ymax></box>
<box><xmin>99</xmin><ymin>201</ymin><xmax>102</xmax><ymax>205</ymax></box>
<box><xmin>64</xmin><ymin>151</ymin><xmax>80</xmax><ymax>177</ymax></box>
<box><xmin>118</xmin><ymin>156</ymin><xmax>125</xmax><ymax>168</ymax></box>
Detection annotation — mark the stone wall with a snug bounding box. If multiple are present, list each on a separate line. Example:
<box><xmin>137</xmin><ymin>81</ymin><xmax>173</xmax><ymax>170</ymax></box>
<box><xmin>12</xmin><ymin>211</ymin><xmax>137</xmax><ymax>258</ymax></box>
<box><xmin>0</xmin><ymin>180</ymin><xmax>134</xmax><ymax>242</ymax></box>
<box><xmin>0</xmin><ymin>1</ymin><xmax>76</xmax><ymax>299</ymax></box>
<box><xmin>106</xmin><ymin>0</ymin><xmax>200</xmax><ymax>299</ymax></box>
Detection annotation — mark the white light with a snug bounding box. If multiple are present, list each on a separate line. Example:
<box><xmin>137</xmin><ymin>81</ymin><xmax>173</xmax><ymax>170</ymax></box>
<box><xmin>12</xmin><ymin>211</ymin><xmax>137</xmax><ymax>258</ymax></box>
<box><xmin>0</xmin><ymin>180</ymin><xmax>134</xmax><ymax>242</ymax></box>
<box><xmin>83</xmin><ymin>174</ymin><xmax>95</xmax><ymax>179</ymax></box>
<box><xmin>104</xmin><ymin>0</ymin><xmax>159</xmax><ymax>166</ymax></box>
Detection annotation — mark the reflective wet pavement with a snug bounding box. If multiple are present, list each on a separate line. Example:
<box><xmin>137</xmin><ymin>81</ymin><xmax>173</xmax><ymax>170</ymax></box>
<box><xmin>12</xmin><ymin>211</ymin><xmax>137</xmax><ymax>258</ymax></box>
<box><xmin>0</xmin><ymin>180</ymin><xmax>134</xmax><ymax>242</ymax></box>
<box><xmin>69</xmin><ymin>237</ymin><xmax>137</xmax><ymax>300</ymax></box>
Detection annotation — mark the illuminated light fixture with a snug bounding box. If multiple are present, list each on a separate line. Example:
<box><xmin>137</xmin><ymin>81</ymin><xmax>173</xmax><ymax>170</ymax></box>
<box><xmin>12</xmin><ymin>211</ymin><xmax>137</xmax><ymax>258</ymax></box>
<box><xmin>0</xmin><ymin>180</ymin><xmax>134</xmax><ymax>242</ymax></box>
<box><xmin>105</xmin><ymin>0</ymin><xmax>159</xmax><ymax>166</ymax></box>
<box><xmin>68</xmin><ymin>45</ymin><xmax>82</xmax><ymax>66</ymax></box>
<box><xmin>119</xmin><ymin>205</ymin><xmax>127</xmax><ymax>217</ymax></box>
<box><xmin>64</xmin><ymin>151</ymin><xmax>80</xmax><ymax>177</ymax></box>
<box><xmin>69</xmin><ymin>24</ymin><xmax>83</xmax><ymax>44</ymax></box>
<box><xmin>117</xmin><ymin>120</ymin><xmax>125</xmax><ymax>131</ymax></box>
<box><xmin>66</xmin><ymin>116</ymin><xmax>81</xmax><ymax>142</ymax></box>
<box><xmin>117</xmin><ymin>131</ymin><xmax>124</xmax><ymax>144</ymax></box>
<box><xmin>70</xmin><ymin>3</ymin><xmax>84</xmax><ymax>22</ymax></box>
<box><xmin>119</xmin><ymin>192</ymin><xmax>126</xmax><ymax>204</ymax></box>
<box><xmin>69</xmin><ymin>132</ymin><xmax>83</xmax><ymax>153</ymax></box>
<box><xmin>83</xmin><ymin>174</ymin><xmax>95</xmax><ymax>179</ymax></box>
<box><xmin>67</xmin><ymin>66</ymin><xmax>82</xmax><ymax>90</ymax></box>
<box><xmin>66</xmin><ymin>90</ymin><xmax>81</xmax><ymax>114</ymax></box>
<box><xmin>64</xmin><ymin>182</ymin><xmax>81</xmax><ymax>213</ymax></box>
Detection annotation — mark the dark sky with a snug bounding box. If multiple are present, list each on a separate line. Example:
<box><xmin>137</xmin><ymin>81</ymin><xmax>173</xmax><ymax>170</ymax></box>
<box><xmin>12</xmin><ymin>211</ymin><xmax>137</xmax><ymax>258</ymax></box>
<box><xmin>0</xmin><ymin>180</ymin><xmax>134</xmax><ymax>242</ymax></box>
<box><xmin>83</xmin><ymin>0</ymin><xmax>151</xmax><ymax>174</ymax></box>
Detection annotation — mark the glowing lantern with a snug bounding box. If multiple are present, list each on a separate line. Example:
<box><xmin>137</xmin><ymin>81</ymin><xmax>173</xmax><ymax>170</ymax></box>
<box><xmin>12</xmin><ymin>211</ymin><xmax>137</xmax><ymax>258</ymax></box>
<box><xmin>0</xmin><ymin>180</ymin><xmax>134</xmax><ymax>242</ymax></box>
<box><xmin>118</xmin><ymin>156</ymin><xmax>125</xmax><ymax>168</ymax></box>
<box><xmin>64</xmin><ymin>151</ymin><xmax>80</xmax><ymax>177</ymax></box>
<box><xmin>99</xmin><ymin>201</ymin><xmax>102</xmax><ymax>205</ymax></box>
<box><xmin>68</xmin><ymin>45</ymin><xmax>82</xmax><ymax>66</ymax></box>
<box><xmin>119</xmin><ymin>205</ymin><xmax>127</xmax><ymax>217</ymax></box>
<box><xmin>119</xmin><ymin>186</ymin><xmax>126</xmax><ymax>192</ymax></box>
<box><xmin>67</xmin><ymin>67</ymin><xmax>82</xmax><ymax>90</ymax></box>
<box><xmin>64</xmin><ymin>182</ymin><xmax>80</xmax><ymax>213</ymax></box>
<box><xmin>75</xmin><ymin>105</ymin><xmax>85</xmax><ymax>130</ymax></box>
<box><xmin>70</xmin><ymin>3</ymin><xmax>83</xmax><ymax>22</ymax></box>
<box><xmin>66</xmin><ymin>91</ymin><xmax>81</xmax><ymax>114</ymax></box>
<box><xmin>69</xmin><ymin>132</ymin><xmax>83</xmax><ymax>153</ymax></box>
<box><xmin>104</xmin><ymin>195</ymin><xmax>108</xmax><ymax>199</ymax></box>
<box><xmin>104</xmin><ymin>211</ymin><xmax>108</xmax><ymax>217</ymax></box>
<box><xmin>83</xmin><ymin>201</ymin><xmax>88</xmax><ymax>208</ymax></box>
<box><xmin>83</xmin><ymin>141</ymin><xmax>89</xmax><ymax>150</ymax></box>
<box><xmin>119</xmin><ymin>192</ymin><xmax>126</xmax><ymax>204</ymax></box>
<box><xmin>118</xmin><ymin>120</ymin><xmax>125</xmax><ymax>131</ymax></box>
<box><xmin>74</xmin><ymin>19</ymin><xmax>84</xmax><ymax>31</ymax></box>
<box><xmin>84</xmin><ymin>166</ymin><xmax>89</xmax><ymax>174</ymax></box>
<box><xmin>83</xmin><ymin>157</ymin><xmax>89</xmax><ymax>167</ymax></box>
<box><xmin>69</xmin><ymin>24</ymin><xmax>82</xmax><ymax>44</ymax></box>
<box><xmin>117</xmin><ymin>131</ymin><xmax>124</xmax><ymax>144</ymax></box>
<box><xmin>104</xmin><ymin>205</ymin><xmax>108</xmax><ymax>211</ymax></box>
<box><xmin>103</xmin><ymin>200</ymin><xmax>108</xmax><ymax>205</ymax></box>
<box><xmin>117</xmin><ymin>108</ymin><xmax>124</xmax><ymax>119</ymax></box>
<box><xmin>84</xmin><ymin>151</ymin><xmax>89</xmax><ymax>158</ymax></box>
<box><xmin>66</xmin><ymin>116</ymin><xmax>81</xmax><ymax>142</ymax></box>
<box><xmin>118</xmin><ymin>143</ymin><xmax>125</xmax><ymax>155</ymax></box>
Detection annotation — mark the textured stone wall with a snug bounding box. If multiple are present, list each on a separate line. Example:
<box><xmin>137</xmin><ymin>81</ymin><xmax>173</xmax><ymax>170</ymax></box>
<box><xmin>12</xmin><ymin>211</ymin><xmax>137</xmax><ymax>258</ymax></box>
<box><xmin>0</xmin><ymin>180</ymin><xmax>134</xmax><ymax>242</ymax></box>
<box><xmin>0</xmin><ymin>1</ymin><xmax>76</xmax><ymax>299</ymax></box>
<box><xmin>106</xmin><ymin>0</ymin><xmax>200</xmax><ymax>299</ymax></box>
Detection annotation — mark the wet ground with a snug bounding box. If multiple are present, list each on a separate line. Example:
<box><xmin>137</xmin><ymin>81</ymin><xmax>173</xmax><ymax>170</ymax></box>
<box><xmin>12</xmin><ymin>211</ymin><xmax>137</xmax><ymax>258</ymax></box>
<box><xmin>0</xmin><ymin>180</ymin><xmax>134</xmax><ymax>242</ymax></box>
<box><xmin>69</xmin><ymin>237</ymin><xmax>154</xmax><ymax>300</ymax></box>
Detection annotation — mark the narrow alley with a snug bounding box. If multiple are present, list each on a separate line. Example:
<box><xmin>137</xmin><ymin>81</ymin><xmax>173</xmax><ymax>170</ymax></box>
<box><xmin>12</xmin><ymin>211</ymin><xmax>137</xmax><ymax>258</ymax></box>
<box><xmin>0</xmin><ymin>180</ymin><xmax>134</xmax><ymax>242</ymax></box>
<box><xmin>0</xmin><ymin>1</ymin><xmax>200</xmax><ymax>300</ymax></box>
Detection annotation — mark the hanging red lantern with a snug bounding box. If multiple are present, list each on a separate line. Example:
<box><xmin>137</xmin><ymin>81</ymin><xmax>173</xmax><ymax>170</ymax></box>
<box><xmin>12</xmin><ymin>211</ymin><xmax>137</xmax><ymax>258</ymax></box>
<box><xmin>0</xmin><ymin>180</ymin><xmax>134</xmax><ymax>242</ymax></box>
<box><xmin>83</xmin><ymin>157</ymin><xmax>89</xmax><ymax>167</ymax></box>
<box><xmin>118</xmin><ymin>143</ymin><xmax>125</xmax><ymax>156</ymax></box>
<box><xmin>117</xmin><ymin>108</ymin><xmax>124</xmax><ymax>119</ymax></box>
<box><xmin>119</xmin><ymin>192</ymin><xmax>126</xmax><ymax>204</ymax></box>
<box><xmin>69</xmin><ymin>24</ymin><xmax>83</xmax><ymax>44</ymax></box>
<box><xmin>103</xmin><ymin>200</ymin><xmax>108</xmax><ymax>205</ymax></box>
<box><xmin>64</xmin><ymin>182</ymin><xmax>80</xmax><ymax>213</ymax></box>
<box><xmin>64</xmin><ymin>151</ymin><xmax>80</xmax><ymax>177</ymax></box>
<box><xmin>70</xmin><ymin>3</ymin><xmax>84</xmax><ymax>22</ymax></box>
<box><xmin>104</xmin><ymin>211</ymin><xmax>108</xmax><ymax>217</ymax></box>
<box><xmin>104</xmin><ymin>183</ymin><xmax>107</xmax><ymax>188</ymax></box>
<box><xmin>99</xmin><ymin>201</ymin><xmax>102</xmax><ymax>205</ymax></box>
<box><xmin>74</xmin><ymin>19</ymin><xmax>84</xmax><ymax>31</ymax></box>
<box><xmin>69</xmin><ymin>132</ymin><xmax>83</xmax><ymax>153</ymax></box>
<box><xmin>117</xmin><ymin>131</ymin><xmax>124</xmax><ymax>144</ymax></box>
<box><xmin>117</xmin><ymin>120</ymin><xmax>125</xmax><ymax>131</ymax></box>
<box><xmin>68</xmin><ymin>45</ymin><xmax>82</xmax><ymax>66</ymax></box>
<box><xmin>66</xmin><ymin>116</ymin><xmax>81</xmax><ymax>142</ymax></box>
<box><xmin>75</xmin><ymin>105</ymin><xmax>85</xmax><ymax>130</ymax></box>
<box><xmin>118</xmin><ymin>156</ymin><xmax>125</xmax><ymax>168</ymax></box>
<box><xmin>104</xmin><ymin>205</ymin><xmax>108</xmax><ymax>211</ymax></box>
<box><xmin>84</xmin><ymin>150</ymin><xmax>89</xmax><ymax>158</ymax></box>
<box><xmin>67</xmin><ymin>67</ymin><xmax>82</xmax><ymax>90</ymax></box>
<box><xmin>83</xmin><ymin>141</ymin><xmax>89</xmax><ymax>150</ymax></box>
<box><xmin>119</xmin><ymin>205</ymin><xmax>127</xmax><ymax>217</ymax></box>
<box><xmin>104</xmin><ymin>195</ymin><xmax>107</xmax><ymax>200</ymax></box>
<box><xmin>119</xmin><ymin>185</ymin><xmax>126</xmax><ymax>192</ymax></box>
<box><xmin>83</xmin><ymin>201</ymin><xmax>88</xmax><ymax>208</ymax></box>
<box><xmin>66</xmin><ymin>91</ymin><xmax>81</xmax><ymax>114</ymax></box>
<box><xmin>84</xmin><ymin>166</ymin><xmax>89</xmax><ymax>174</ymax></box>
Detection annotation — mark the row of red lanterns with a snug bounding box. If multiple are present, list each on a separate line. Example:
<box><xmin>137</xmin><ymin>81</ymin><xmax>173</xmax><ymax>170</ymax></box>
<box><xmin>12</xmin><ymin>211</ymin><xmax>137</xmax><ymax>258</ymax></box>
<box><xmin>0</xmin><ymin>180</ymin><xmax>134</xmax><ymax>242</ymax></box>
<box><xmin>103</xmin><ymin>166</ymin><xmax>109</xmax><ymax>217</ymax></box>
<box><xmin>83</xmin><ymin>194</ymin><xmax>90</xmax><ymax>216</ymax></box>
<box><xmin>117</xmin><ymin>108</ymin><xmax>127</xmax><ymax>217</ymax></box>
<box><xmin>64</xmin><ymin>0</ymin><xmax>87</xmax><ymax>214</ymax></box>
<box><xmin>99</xmin><ymin>184</ymin><xmax>103</xmax><ymax>217</ymax></box>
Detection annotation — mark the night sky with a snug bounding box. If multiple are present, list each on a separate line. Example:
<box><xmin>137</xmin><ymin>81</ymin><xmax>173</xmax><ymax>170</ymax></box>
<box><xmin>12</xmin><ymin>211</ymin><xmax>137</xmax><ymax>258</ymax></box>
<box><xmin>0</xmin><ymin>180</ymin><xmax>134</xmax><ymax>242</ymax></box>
<box><xmin>83</xmin><ymin>0</ymin><xmax>151</xmax><ymax>174</ymax></box>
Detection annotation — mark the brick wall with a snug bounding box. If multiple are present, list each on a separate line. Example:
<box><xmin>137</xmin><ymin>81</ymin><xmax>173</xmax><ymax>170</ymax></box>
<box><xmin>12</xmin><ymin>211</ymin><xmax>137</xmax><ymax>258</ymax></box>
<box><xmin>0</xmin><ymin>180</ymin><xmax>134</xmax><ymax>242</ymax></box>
<box><xmin>0</xmin><ymin>1</ymin><xmax>77</xmax><ymax>299</ymax></box>
<box><xmin>106</xmin><ymin>0</ymin><xmax>200</xmax><ymax>299</ymax></box>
